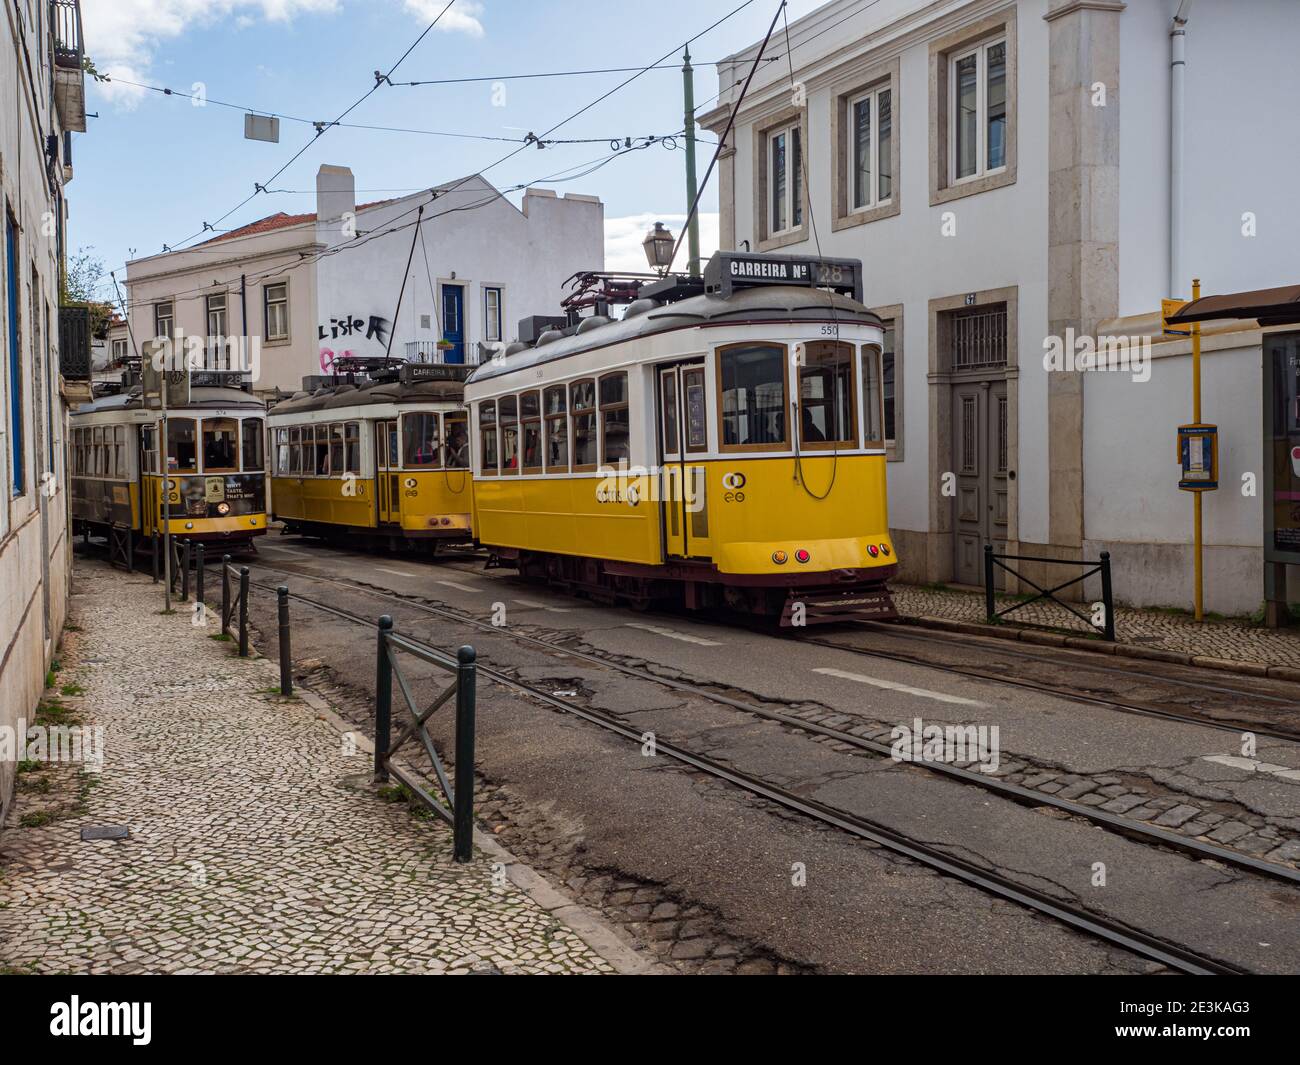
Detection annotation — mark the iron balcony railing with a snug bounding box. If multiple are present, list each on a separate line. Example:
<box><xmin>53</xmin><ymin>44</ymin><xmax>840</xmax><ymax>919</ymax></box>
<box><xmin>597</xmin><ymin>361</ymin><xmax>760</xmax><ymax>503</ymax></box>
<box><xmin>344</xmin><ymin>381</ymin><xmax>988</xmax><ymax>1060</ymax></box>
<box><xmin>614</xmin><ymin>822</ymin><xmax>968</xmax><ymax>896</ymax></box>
<box><xmin>403</xmin><ymin>340</ymin><xmax>483</xmax><ymax>365</ymax></box>
<box><xmin>51</xmin><ymin>0</ymin><xmax>84</xmax><ymax>69</ymax></box>
<box><xmin>58</xmin><ymin>304</ymin><xmax>92</xmax><ymax>380</ymax></box>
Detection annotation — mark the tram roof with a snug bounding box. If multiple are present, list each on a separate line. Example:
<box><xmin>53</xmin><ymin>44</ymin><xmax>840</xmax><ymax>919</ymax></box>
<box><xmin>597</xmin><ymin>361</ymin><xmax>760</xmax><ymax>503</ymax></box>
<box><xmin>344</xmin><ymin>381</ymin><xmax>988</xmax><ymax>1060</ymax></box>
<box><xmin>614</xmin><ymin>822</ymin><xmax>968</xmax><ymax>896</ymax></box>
<box><xmin>465</xmin><ymin>284</ymin><xmax>883</xmax><ymax>385</ymax></box>
<box><xmin>71</xmin><ymin>386</ymin><xmax>264</xmax><ymax>416</ymax></box>
<box><xmin>268</xmin><ymin>377</ymin><xmax>462</xmax><ymax>417</ymax></box>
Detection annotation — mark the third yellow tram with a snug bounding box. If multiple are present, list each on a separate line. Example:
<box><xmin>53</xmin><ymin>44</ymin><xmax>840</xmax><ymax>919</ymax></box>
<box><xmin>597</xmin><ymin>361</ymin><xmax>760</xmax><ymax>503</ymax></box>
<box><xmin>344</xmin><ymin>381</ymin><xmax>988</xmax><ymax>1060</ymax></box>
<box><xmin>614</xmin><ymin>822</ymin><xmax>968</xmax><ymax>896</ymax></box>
<box><xmin>267</xmin><ymin>363</ymin><xmax>473</xmax><ymax>552</ymax></box>
<box><xmin>463</xmin><ymin>251</ymin><xmax>897</xmax><ymax>624</ymax></box>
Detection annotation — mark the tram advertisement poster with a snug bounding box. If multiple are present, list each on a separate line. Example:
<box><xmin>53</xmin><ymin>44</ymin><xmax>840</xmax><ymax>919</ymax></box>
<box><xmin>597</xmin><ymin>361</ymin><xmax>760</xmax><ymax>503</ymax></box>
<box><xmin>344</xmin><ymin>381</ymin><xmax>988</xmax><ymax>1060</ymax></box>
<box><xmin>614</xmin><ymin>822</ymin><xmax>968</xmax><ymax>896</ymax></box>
<box><xmin>1264</xmin><ymin>333</ymin><xmax>1300</xmax><ymax>562</ymax></box>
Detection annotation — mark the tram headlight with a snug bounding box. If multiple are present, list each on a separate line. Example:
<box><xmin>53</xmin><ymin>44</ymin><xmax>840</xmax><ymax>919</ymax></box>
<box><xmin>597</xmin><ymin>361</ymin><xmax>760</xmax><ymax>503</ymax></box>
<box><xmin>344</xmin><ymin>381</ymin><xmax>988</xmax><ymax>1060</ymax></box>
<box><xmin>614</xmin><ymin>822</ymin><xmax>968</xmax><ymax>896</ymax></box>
<box><xmin>185</xmin><ymin>522</ymin><xmax>194</xmax><ymax>530</ymax></box>
<box><xmin>216</xmin><ymin>502</ymin><xmax>230</xmax><ymax>515</ymax></box>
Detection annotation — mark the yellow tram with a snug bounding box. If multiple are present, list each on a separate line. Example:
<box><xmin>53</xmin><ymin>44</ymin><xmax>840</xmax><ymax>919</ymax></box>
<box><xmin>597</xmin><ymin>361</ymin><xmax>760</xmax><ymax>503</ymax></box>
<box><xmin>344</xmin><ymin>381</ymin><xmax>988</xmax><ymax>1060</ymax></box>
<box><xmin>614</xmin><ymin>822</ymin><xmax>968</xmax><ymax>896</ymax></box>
<box><xmin>69</xmin><ymin>380</ymin><xmax>268</xmax><ymax>556</ymax></box>
<box><xmin>266</xmin><ymin>362</ymin><xmax>473</xmax><ymax>550</ymax></box>
<box><xmin>464</xmin><ymin>251</ymin><xmax>897</xmax><ymax>624</ymax></box>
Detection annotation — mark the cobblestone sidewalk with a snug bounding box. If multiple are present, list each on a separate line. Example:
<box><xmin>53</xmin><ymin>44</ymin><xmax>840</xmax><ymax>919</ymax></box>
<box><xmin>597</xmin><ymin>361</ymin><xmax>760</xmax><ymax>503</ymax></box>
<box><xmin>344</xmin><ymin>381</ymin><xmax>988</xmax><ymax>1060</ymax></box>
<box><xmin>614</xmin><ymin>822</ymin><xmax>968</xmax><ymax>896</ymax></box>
<box><xmin>893</xmin><ymin>582</ymin><xmax>1300</xmax><ymax>672</ymax></box>
<box><xmin>0</xmin><ymin>563</ymin><xmax>620</xmax><ymax>974</ymax></box>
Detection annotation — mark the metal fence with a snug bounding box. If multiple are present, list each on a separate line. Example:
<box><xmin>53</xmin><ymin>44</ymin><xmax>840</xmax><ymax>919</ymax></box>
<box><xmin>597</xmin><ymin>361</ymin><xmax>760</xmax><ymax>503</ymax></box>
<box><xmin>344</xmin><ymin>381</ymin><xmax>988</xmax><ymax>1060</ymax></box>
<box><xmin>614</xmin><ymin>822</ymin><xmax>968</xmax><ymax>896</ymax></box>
<box><xmin>373</xmin><ymin>616</ymin><xmax>477</xmax><ymax>862</ymax></box>
<box><xmin>984</xmin><ymin>544</ymin><xmax>1115</xmax><ymax>641</ymax></box>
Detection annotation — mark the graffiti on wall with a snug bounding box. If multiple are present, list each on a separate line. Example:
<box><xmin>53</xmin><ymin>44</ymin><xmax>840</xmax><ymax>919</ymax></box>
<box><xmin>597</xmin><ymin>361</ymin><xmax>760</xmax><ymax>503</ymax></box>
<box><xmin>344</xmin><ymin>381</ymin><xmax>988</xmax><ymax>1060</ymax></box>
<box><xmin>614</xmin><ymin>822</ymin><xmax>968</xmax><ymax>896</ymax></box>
<box><xmin>318</xmin><ymin>313</ymin><xmax>391</xmax><ymax>371</ymax></box>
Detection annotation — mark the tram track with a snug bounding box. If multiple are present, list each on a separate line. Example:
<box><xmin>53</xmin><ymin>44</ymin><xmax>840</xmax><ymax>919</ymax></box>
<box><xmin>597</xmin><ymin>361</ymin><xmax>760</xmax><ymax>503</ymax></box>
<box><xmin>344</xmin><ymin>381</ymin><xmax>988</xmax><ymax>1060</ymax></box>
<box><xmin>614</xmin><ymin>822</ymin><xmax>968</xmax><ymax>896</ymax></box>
<box><xmin>239</xmin><ymin>557</ymin><xmax>1300</xmax><ymax>885</ymax></box>
<box><xmin>235</xmin><ymin>568</ymin><xmax>1255</xmax><ymax>976</ymax></box>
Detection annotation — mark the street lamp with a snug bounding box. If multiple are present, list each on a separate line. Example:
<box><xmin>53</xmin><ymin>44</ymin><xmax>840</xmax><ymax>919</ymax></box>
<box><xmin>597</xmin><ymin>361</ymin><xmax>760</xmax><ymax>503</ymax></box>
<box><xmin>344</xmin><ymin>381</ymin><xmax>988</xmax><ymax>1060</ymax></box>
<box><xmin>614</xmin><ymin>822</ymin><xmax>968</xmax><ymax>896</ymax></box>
<box><xmin>642</xmin><ymin>221</ymin><xmax>675</xmax><ymax>274</ymax></box>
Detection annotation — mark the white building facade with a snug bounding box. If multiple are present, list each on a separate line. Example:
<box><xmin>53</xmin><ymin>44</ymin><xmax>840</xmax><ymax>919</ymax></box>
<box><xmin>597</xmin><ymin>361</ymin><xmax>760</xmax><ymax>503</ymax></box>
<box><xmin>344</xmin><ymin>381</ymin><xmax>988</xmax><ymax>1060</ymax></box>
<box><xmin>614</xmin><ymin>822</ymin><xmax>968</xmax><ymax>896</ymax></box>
<box><xmin>124</xmin><ymin>168</ymin><xmax>604</xmax><ymax>398</ymax></box>
<box><xmin>702</xmin><ymin>0</ymin><xmax>1300</xmax><ymax>616</ymax></box>
<box><xmin>1</xmin><ymin>0</ymin><xmax>88</xmax><ymax>824</ymax></box>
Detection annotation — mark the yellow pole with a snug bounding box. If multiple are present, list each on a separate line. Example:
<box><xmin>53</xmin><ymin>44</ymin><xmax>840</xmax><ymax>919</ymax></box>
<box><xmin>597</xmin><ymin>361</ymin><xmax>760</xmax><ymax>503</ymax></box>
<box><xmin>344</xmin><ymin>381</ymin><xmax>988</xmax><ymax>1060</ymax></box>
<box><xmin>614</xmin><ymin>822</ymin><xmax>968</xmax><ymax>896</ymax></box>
<box><xmin>1192</xmin><ymin>277</ymin><xmax>1203</xmax><ymax>621</ymax></box>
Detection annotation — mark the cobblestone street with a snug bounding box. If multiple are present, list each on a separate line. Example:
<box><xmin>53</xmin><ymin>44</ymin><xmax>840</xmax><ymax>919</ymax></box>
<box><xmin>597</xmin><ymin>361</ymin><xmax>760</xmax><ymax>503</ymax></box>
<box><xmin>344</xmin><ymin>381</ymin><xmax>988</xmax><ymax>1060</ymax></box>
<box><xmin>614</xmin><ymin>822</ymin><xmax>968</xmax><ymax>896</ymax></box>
<box><xmin>0</xmin><ymin>564</ymin><xmax>619</xmax><ymax>975</ymax></box>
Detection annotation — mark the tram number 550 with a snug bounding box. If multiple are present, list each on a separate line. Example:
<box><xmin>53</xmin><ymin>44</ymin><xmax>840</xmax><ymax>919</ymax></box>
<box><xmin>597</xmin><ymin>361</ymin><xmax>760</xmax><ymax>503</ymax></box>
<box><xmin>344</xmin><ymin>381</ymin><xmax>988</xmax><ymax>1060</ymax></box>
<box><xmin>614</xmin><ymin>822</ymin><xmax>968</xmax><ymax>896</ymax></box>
<box><xmin>819</xmin><ymin>324</ymin><xmax>839</xmax><ymax>337</ymax></box>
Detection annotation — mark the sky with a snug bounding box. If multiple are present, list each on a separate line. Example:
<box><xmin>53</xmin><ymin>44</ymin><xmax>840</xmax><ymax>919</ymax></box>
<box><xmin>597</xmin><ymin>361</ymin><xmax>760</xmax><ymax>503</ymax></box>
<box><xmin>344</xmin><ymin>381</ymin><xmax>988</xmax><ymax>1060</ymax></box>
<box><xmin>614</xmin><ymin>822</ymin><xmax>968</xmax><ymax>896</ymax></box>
<box><xmin>73</xmin><ymin>0</ymin><xmax>825</xmax><ymax>300</ymax></box>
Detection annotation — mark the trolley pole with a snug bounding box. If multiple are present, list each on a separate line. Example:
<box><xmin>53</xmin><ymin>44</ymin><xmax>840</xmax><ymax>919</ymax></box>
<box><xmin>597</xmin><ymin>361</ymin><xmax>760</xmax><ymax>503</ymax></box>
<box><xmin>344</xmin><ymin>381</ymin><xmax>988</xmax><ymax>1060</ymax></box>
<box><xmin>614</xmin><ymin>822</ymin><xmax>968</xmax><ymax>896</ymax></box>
<box><xmin>161</xmin><ymin>369</ymin><xmax>172</xmax><ymax>614</ymax></box>
<box><xmin>1191</xmin><ymin>277</ymin><xmax>1203</xmax><ymax>621</ymax></box>
<box><xmin>682</xmin><ymin>47</ymin><xmax>701</xmax><ymax>278</ymax></box>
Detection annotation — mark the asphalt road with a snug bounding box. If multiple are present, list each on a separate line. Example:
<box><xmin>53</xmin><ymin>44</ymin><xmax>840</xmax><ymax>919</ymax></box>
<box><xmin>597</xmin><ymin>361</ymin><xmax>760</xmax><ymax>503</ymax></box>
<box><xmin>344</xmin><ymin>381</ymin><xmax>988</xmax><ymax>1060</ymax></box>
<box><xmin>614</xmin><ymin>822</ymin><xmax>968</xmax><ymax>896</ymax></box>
<box><xmin>231</xmin><ymin>535</ymin><xmax>1300</xmax><ymax>974</ymax></box>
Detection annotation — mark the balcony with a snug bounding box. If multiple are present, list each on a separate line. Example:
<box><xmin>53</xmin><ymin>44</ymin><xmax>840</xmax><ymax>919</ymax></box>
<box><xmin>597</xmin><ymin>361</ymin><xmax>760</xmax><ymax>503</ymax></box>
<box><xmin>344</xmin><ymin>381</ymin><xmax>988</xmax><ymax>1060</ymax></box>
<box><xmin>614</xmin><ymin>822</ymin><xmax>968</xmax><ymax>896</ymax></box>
<box><xmin>59</xmin><ymin>305</ymin><xmax>93</xmax><ymax>381</ymax></box>
<box><xmin>404</xmin><ymin>340</ymin><xmax>485</xmax><ymax>366</ymax></box>
<box><xmin>51</xmin><ymin>1</ymin><xmax>87</xmax><ymax>132</ymax></box>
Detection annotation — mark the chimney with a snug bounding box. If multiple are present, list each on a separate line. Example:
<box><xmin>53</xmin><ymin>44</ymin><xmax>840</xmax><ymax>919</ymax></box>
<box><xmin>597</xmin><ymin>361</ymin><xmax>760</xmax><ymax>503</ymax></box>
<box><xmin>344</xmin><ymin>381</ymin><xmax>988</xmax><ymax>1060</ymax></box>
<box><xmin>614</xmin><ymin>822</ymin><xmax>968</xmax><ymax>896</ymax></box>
<box><xmin>316</xmin><ymin>164</ymin><xmax>355</xmax><ymax>224</ymax></box>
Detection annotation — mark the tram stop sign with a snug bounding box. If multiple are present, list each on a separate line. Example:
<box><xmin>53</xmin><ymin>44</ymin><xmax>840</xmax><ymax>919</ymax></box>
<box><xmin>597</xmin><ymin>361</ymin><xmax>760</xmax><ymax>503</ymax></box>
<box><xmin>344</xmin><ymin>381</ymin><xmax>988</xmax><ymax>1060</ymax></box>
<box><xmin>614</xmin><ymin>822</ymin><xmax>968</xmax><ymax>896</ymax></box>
<box><xmin>1177</xmin><ymin>424</ymin><xmax>1218</xmax><ymax>491</ymax></box>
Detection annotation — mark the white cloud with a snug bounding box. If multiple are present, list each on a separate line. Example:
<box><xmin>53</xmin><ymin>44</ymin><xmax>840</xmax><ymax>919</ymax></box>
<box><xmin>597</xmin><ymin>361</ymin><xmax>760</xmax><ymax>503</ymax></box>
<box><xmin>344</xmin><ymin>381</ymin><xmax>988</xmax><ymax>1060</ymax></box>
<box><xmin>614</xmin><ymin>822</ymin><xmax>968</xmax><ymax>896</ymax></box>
<box><xmin>80</xmin><ymin>0</ymin><xmax>484</xmax><ymax>110</ymax></box>
<box><xmin>403</xmin><ymin>0</ymin><xmax>485</xmax><ymax>36</ymax></box>
<box><xmin>81</xmin><ymin>0</ymin><xmax>341</xmax><ymax>107</ymax></box>
<box><xmin>604</xmin><ymin>212</ymin><xmax>720</xmax><ymax>273</ymax></box>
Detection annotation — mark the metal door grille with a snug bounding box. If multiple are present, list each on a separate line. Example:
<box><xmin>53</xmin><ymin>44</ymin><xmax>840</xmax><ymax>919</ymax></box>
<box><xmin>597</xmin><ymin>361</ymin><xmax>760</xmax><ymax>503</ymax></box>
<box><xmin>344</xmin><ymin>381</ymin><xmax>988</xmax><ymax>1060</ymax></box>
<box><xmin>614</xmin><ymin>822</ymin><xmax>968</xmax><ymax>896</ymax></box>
<box><xmin>952</xmin><ymin>305</ymin><xmax>1008</xmax><ymax>370</ymax></box>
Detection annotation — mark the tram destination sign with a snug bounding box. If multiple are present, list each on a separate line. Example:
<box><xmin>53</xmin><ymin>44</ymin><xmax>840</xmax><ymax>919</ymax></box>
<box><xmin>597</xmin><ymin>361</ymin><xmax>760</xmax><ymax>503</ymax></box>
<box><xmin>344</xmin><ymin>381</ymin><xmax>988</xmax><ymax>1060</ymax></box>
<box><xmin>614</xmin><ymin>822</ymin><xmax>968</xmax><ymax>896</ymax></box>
<box><xmin>400</xmin><ymin>362</ymin><xmax>473</xmax><ymax>384</ymax></box>
<box><xmin>704</xmin><ymin>251</ymin><xmax>862</xmax><ymax>303</ymax></box>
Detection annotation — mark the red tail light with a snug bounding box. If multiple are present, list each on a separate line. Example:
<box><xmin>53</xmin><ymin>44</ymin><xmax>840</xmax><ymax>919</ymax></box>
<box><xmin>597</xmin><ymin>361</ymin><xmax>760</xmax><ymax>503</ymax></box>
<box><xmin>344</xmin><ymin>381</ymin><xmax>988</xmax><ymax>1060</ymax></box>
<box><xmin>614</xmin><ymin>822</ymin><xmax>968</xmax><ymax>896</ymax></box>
<box><xmin>795</xmin><ymin>549</ymin><xmax>810</xmax><ymax>564</ymax></box>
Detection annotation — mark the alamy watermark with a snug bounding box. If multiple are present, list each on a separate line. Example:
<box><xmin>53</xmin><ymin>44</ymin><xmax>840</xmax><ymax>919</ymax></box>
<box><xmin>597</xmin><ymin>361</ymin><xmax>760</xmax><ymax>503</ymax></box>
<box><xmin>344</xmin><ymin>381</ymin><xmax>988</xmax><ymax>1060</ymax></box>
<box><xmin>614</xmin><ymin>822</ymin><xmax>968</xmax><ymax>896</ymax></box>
<box><xmin>1</xmin><ymin>718</ymin><xmax>105</xmax><ymax>773</ymax></box>
<box><xmin>1042</xmin><ymin>328</ymin><xmax>1150</xmax><ymax>383</ymax></box>
<box><xmin>890</xmin><ymin>717</ymin><xmax>1000</xmax><ymax>774</ymax></box>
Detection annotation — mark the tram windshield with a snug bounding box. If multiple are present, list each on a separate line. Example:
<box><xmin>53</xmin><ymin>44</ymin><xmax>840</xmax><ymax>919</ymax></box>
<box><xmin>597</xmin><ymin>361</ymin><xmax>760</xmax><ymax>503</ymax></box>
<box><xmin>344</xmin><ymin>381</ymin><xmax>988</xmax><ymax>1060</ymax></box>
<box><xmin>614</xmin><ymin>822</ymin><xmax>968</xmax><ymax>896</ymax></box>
<box><xmin>203</xmin><ymin>418</ymin><xmax>240</xmax><ymax>473</ymax></box>
<box><xmin>403</xmin><ymin>412</ymin><xmax>442</xmax><ymax>468</ymax></box>
<box><xmin>798</xmin><ymin>342</ymin><xmax>855</xmax><ymax>446</ymax></box>
<box><xmin>168</xmin><ymin>418</ymin><xmax>198</xmax><ymax>473</ymax></box>
<box><xmin>242</xmin><ymin>418</ymin><xmax>264</xmax><ymax>471</ymax></box>
<box><xmin>445</xmin><ymin>413</ymin><xmax>469</xmax><ymax>469</ymax></box>
<box><xmin>720</xmin><ymin>344</ymin><xmax>787</xmax><ymax>448</ymax></box>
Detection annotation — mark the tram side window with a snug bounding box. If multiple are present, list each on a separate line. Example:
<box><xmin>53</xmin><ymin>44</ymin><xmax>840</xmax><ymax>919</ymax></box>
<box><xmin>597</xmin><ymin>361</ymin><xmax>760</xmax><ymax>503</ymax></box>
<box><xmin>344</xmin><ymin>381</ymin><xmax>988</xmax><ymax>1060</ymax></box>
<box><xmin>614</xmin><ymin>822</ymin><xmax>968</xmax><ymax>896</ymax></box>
<box><xmin>204</xmin><ymin>418</ymin><xmax>239</xmax><ymax>473</ymax></box>
<box><xmin>288</xmin><ymin>427</ymin><xmax>302</xmax><ymax>475</ymax></box>
<box><xmin>113</xmin><ymin>426</ymin><xmax>126</xmax><ymax>479</ymax></box>
<box><xmin>861</xmin><ymin>343</ymin><xmax>884</xmax><ymax>448</ymax></box>
<box><xmin>571</xmin><ymin>379</ymin><xmax>597</xmax><ymax>469</ymax></box>
<box><xmin>315</xmin><ymin>425</ymin><xmax>330</xmax><ymax>476</ymax></box>
<box><xmin>403</xmin><ymin>412</ymin><xmax>441</xmax><ymax>468</ymax></box>
<box><xmin>720</xmin><ymin>344</ymin><xmax>787</xmax><ymax>450</ymax></box>
<box><xmin>168</xmin><ymin>419</ymin><xmax>198</xmax><ymax>474</ymax></box>
<box><xmin>345</xmin><ymin>422</ymin><xmax>361</xmax><ymax>474</ymax></box>
<box><xmin>600</xmin><ymin>373</ymin><xmax>630</xmax><ymax>464</ymax></box>
<box><xmin>89</xmin><ymin>427</ymin><xmax>101</xmax><ymax>476</ymax></box>
<box><xmin>499</xmin><ymin>395</ymin><xmax>519</xmax><ymax>473</ymax></box>
<box><xmin>142</xmin><ymin>425</ymin><xmax>158</xmax><ymax>474</ymax></box>
<box><xmin>242</xmin><ymin>419</ymin><xmax>264</xmax><ymax>472</ymax></box>
<box><xmin>444</xmin><ymin>413</ymin><xmax>469</xmax><ymax>469</ymax></box>
<box><xmin>72</xmin><ymin>429</ymin><xmax>81</xmax><ymax>476</ymax></box>
<box><xmin>274</xmin><ymin>429</ymin><xmax>290</xmax><ymax>475</ymax></box>
<box><xmin>798</xmin><ymin>342</ymin><xmax>856</xmax><ymax>447</ymax></box>
<box><xmin>521</xmin><ymin>391</ymin><xmax>542</xmax><ymax>473</ymax></box>
<box><xmin>329</xmin><ymin>423</ymin><xmax>345</xmax><ymax>476</ymax></box>
<box><xmin>479</xmin><ymin>401</ymin><xmax>498</xmax><ymax>475</ymax></box>
<box><xmin>543</xmin><ymin>385</ymin><xmax>568</xmax><ymax>472</ymax></box>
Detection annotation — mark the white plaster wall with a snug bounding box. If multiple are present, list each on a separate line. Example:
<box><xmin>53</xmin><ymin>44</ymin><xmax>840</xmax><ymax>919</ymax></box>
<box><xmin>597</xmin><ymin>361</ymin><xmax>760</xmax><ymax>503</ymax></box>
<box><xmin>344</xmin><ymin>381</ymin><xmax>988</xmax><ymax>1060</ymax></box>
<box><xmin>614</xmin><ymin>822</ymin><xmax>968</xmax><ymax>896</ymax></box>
<box><xmin>724</xmin><ymin>0</ymin><xmax>1052</xmax><ymax>544</ymax></box>
<box><xmin>314</xmin><ymin>177</ymin><xmax>603</xmax><ymax>380</ymax></box>
<box><xmin>1083</xmin><ymin>340</ymin><xmax>1262</xmax><ymax>613</ymax></box>
<box><xmin>1</xmin><ymin>1</ymin><xmax>75</xmax><ymax>824</ymax></box>
<box><xmin>1119</xmin><ymin>0</ymin><xmax>1300</xmax><ymax>315</ymax></box>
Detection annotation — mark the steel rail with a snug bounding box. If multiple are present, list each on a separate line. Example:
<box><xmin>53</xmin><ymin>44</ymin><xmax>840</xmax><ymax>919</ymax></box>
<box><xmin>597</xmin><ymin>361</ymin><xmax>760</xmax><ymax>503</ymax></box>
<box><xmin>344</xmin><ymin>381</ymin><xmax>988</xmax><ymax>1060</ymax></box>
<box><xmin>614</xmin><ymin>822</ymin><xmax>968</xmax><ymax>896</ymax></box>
<box><xmin>238</xmin><ymin>573</ymin><xmax>1257</xmax><ymax>974</ymax></box>
<box><xmin>242</xmin><ymin>562</ymin><xmax>1300</xmax><ymax>886</ymax></box>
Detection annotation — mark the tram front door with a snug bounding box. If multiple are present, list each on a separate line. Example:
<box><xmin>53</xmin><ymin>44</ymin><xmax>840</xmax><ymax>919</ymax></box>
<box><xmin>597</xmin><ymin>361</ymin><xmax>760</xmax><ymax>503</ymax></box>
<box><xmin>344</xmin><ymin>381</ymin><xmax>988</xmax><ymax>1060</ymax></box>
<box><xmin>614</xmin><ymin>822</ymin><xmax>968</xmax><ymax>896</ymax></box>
<box><xmin>376</xmin><ymin>419</ymin><xmax>400</xmax><ymax>525</ymax></box>
<box><xmin>658</xmin><ymin>362</ymin><xmax>711</xmax><ymax>561</ymax></box>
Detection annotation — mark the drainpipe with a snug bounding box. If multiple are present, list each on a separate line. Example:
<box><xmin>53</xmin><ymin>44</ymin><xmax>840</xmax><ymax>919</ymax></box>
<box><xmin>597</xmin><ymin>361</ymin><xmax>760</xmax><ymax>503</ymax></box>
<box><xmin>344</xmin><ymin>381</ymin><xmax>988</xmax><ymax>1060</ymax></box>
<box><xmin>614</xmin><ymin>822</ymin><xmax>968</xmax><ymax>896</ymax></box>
<box><xmin>1169</xmin><ymin>0</ymin><xmax>1193</xmax><ymax>297</ymax></box>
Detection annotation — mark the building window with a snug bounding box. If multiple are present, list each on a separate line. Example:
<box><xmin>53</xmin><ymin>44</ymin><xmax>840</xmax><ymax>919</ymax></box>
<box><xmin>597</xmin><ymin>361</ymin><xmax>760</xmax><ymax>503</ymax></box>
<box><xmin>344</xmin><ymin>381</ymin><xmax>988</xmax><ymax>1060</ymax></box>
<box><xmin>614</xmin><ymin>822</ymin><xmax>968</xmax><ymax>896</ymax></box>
<box><xmin>154</xmin><ymin>300</ymin><xmax>173</xmax><ymax>340</ymax></box>
<box><xmin>881</xmin><ymin>321</ymin><xmax>896</xmax><ymax>445</ymax></box>
<box><xmin>111</xmin><ymin>338</ymin><xmax>128</xmax><ymax>362</ymax></box>
<box><xmin>206</xmin><ymin>292</ymin><xmax>227</xmax><ymax>367</ymax></box>
<box><xmin>768</xmin><ymin>124</ymin><xmax>803</xmax><ymax>236</ymax></box>
<box><xmin>849</xmin><ymin>88</ymin><xmax>892</xmax><ymax>211</ymax></box>
<box><xmin>264</xmin><ymin>282</ymin><xmax>289</xmax><ymax>341</ymax></box>
<box><xmin>5</xmin><ymin>210</ymin><xmax>22</xmax><ymax>499</ymax></box>
<box><xmin>951</xmin><ymin>304</ymin><xmax>1008</xmax><ymax>370</ymax></box>
<box><xmin>483</xmin><ymin>286</ymin><xmax>503</xmax><ymax>344</ymax></box>
<box><xmin>950</xmin><ymin>37</ymin><xmax>1007</xmax><ymax>184</ymax></box>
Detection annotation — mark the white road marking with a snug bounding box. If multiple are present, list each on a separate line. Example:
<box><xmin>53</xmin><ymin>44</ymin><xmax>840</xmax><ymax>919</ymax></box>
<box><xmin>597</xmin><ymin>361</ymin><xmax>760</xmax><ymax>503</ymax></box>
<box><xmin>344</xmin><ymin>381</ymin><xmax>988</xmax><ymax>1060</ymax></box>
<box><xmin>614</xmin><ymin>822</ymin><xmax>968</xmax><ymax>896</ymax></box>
<box><xmin>436</xmin><ymin>580</ymin><xmax>477</xmax><ymax>593</ymax></box>
<box><xmin>260</xmin><ymin>547</ymin><xmax>316</xmax><ymax>560</ymax></box>
<box><xmin>812</xmin><ymin>667</ymin><xmax>987</xmax><ymax>707</ymax></box>
<box><xmin>513</xmin><ymin>598</ymin><xmax>572</xmax><ymax>613</ymax></box>
<box><xmin>625</xmin><ymin>622</ymin><xmax>722</xmax><ymax>647</ymax></box>
<box><xmin>373</xmin><ymin>566</ymin><xmax>417</xmax><ymax>579</ymax></box>
<box><xmin>1203</xmin><ymin>754</ymin><xmax>1300</xmax><ymax>782</ymax></box>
